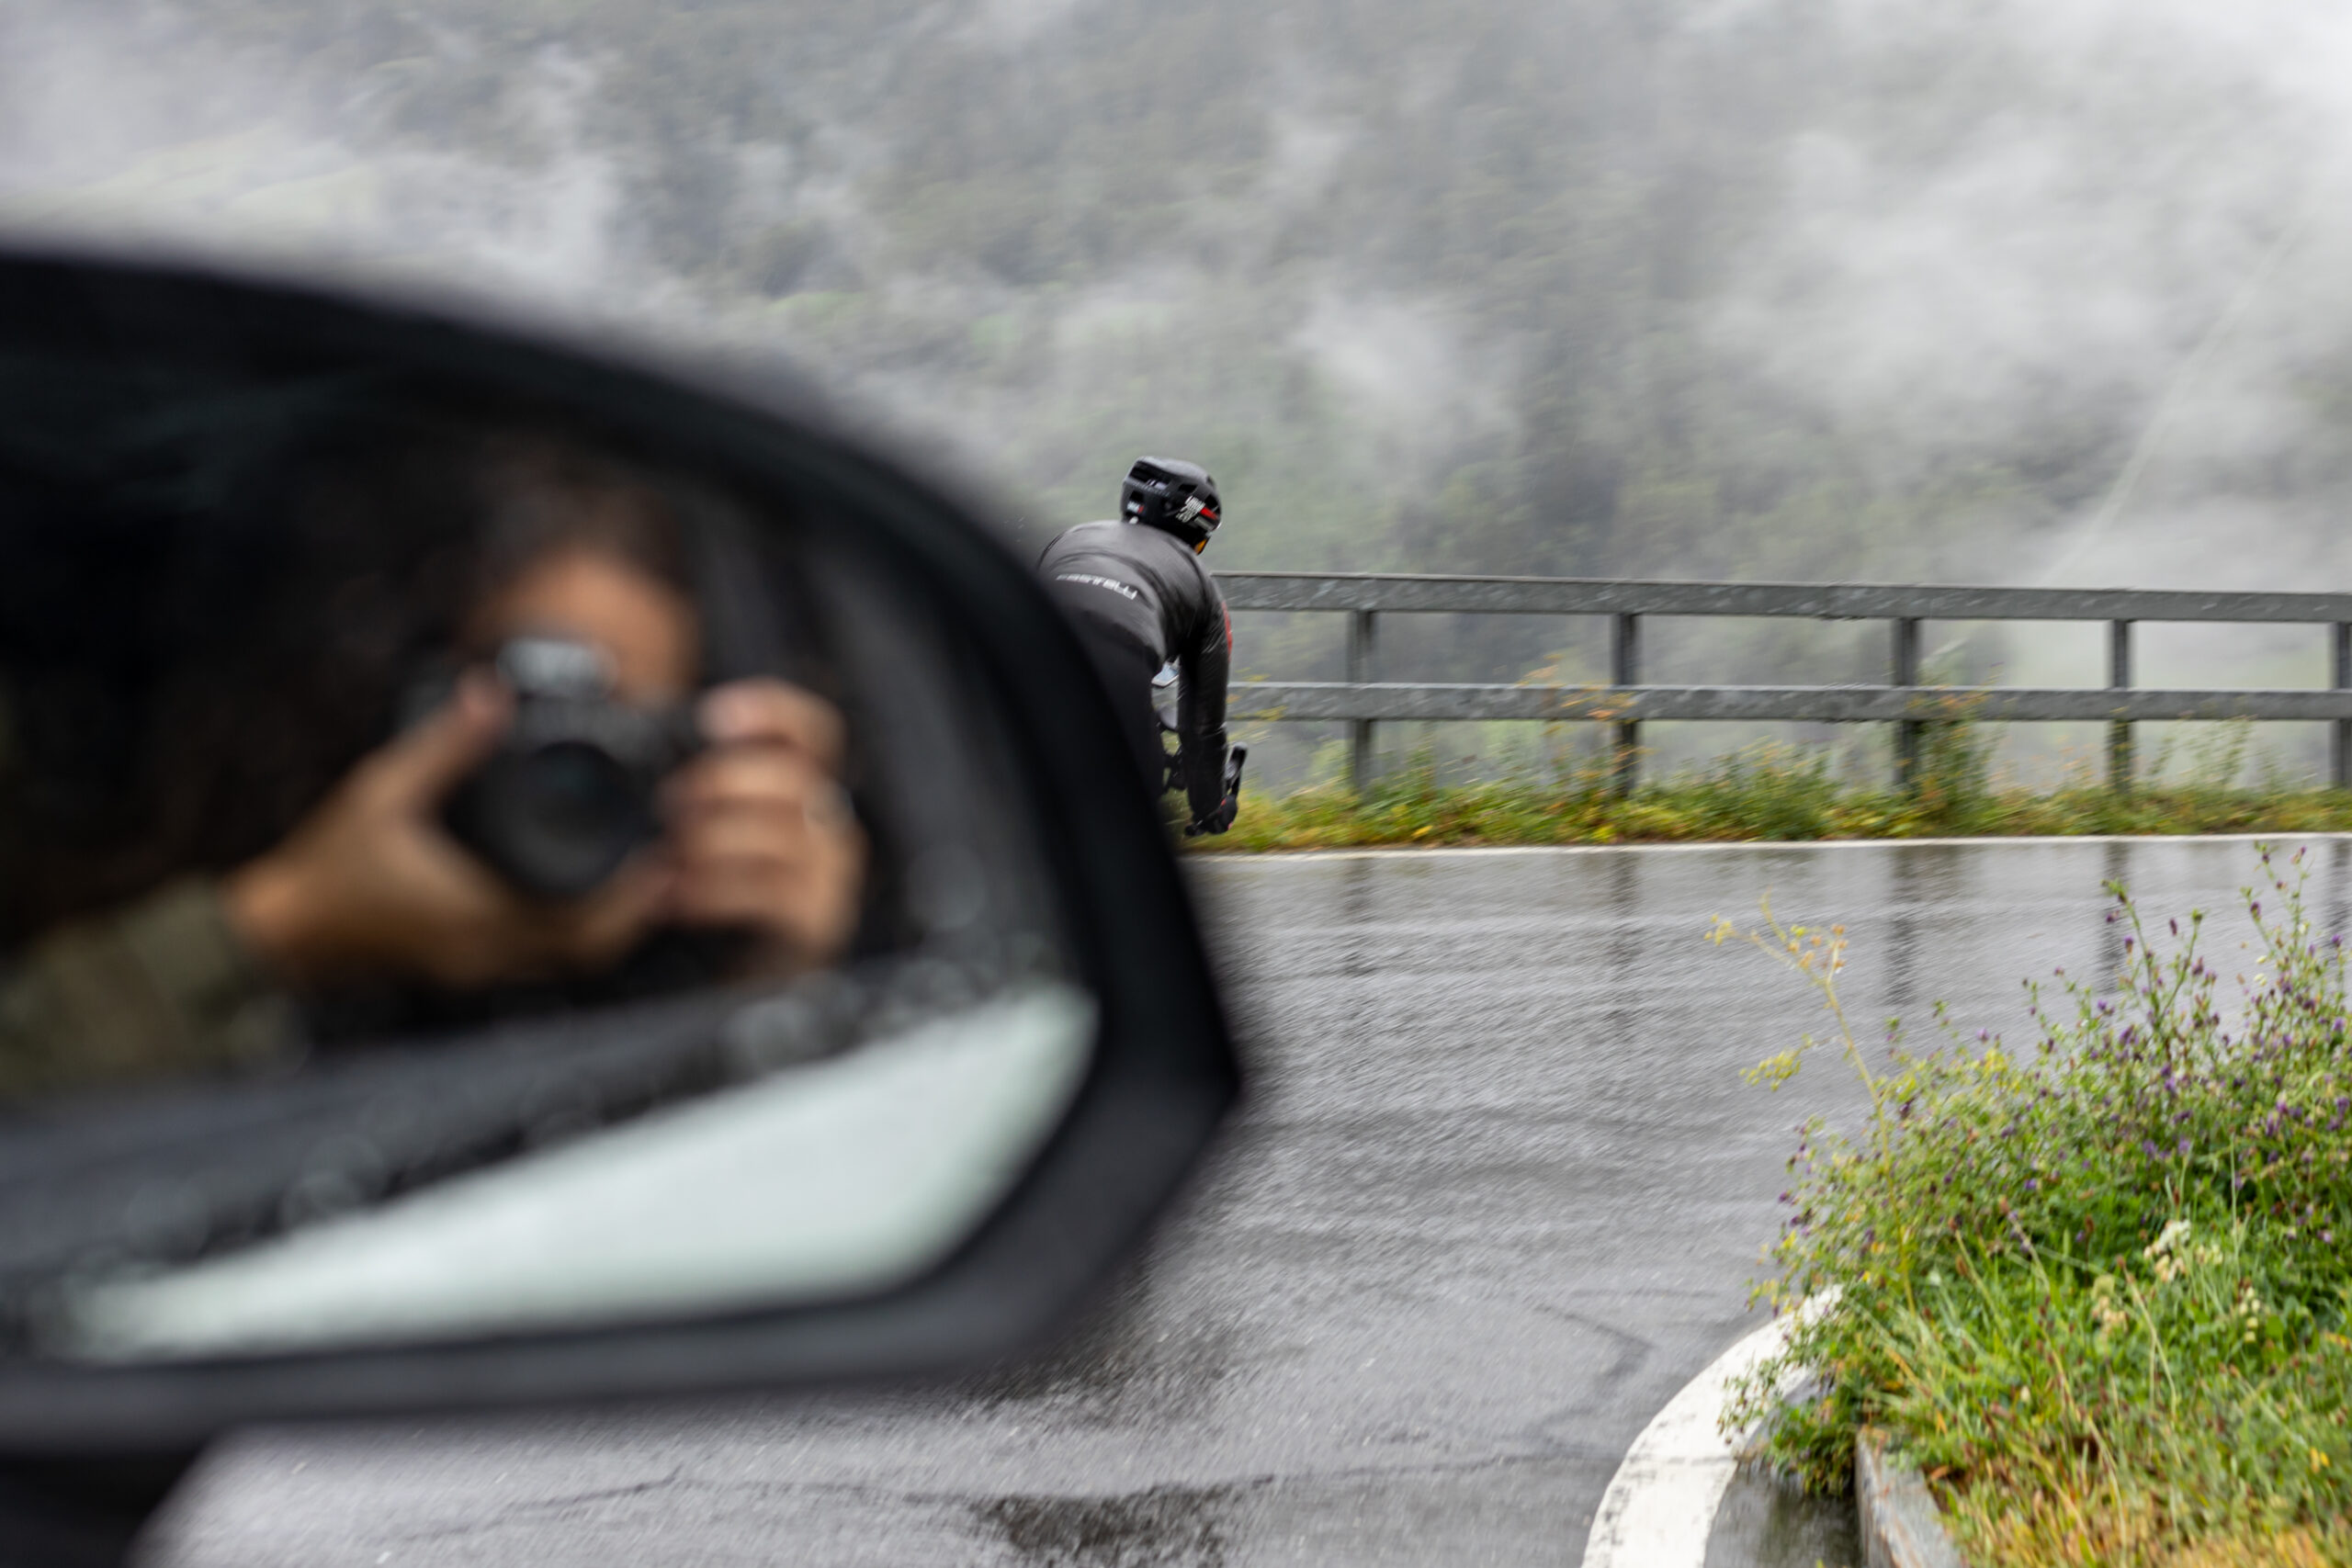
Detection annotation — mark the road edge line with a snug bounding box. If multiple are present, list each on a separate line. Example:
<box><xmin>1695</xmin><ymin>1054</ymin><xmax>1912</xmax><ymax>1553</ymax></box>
<box><xmin>1197</xmin><ymin>830</ymin><xmax>2352</xmax><ymax>863</ymax></box>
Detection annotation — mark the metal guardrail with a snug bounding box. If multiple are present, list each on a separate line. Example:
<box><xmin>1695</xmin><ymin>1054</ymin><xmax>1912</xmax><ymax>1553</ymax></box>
<box><xmin>1215</xmin><ymin>571</ymin><xmax>2352</xmax><ymax>794</ymax></box>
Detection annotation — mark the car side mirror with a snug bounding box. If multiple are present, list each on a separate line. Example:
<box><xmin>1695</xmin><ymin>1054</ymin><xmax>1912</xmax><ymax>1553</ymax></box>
<box><xmin>0</xmin><ymin>250</ymin><xmax>1238</xmax><ymax>1468</ymax></box>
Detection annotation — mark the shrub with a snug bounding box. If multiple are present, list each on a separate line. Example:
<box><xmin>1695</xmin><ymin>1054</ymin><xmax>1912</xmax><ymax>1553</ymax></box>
<box><xmin>1204</xmin><ymin>739</ymin><xmax>2352</xmax><ymax>852</ymax></box>
<box><xmin>1720</xmin><ymin>850</ymin><xmax>2352</xmax><ymax>1566</ymax></box>
<box><xmin>1680</xmin><ymin>742</ymin><xmax>1846</xmax><ymax>840</ymax></box>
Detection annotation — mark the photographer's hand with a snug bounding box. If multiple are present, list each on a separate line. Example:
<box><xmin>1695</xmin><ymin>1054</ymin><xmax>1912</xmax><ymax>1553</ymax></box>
<box><xmin>223</xmin><ymin>674</ymin><xmax>670</xmax><ymax>989</ymax></box>
<box><xmin>661</xmin><ymin>679</ymin><xmax>866</xmax><ymax>977</ymax></box>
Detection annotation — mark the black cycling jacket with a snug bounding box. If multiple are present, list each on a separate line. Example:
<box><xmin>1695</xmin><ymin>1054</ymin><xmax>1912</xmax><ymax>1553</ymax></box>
<box><xmin>1037</xmin><ymin>520</ymin><xmax>1230</xmax><ymax>819</ymax></box>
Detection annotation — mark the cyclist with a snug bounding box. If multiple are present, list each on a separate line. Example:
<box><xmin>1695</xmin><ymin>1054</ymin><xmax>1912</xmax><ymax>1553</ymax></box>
<box><xmin>1038</xmin><ymin>457</ymin><xmax>1237</xmax><ymax>835</ymax></box>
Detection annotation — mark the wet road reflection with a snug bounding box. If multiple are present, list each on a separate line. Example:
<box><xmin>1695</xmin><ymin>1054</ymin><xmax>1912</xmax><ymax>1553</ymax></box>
<box><xmin>1706</xmin><ymin>1463</ymin><xmax>1860</xmax><ymax>1568</ymax></box>
<box><xmin>977</xmin><ymin>1485</ymin><xmax>1239</xmax><ymax>1565</ymax></box>
<box><xmin>148</xmin><ymin>838</ymin><xmax>2349</xmax><ymax>1567</ymax></box>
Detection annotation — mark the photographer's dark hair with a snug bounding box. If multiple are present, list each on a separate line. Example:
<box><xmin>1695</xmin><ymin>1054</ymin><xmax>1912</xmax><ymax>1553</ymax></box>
<box><xmin>465</xmin><ymin>435</ymin><xmax>692</xmax><ymax>629</ymax></box>
<box><xmin>0</xmin><ymin>406</ymin><xmax>695</xmax><ymax>949</ymax></box>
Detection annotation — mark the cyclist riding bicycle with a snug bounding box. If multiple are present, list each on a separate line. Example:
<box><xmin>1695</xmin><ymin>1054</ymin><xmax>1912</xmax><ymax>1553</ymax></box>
<box><xmin>1038</xmin><ymin>457</ymin><xmax>1239</xmax><ymax>836</ymax></box>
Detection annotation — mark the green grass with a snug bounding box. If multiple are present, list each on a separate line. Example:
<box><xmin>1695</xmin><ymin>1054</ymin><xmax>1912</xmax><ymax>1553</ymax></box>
<box><xmin>1194</xmin><ymin>737</ymin><xmax>2352</xmax><ymax>852</ymax></box>
<box><xmin>1720</xmin><ymin>851</ymin><xmax>2352</xmax><ymax>1568</ymax></box>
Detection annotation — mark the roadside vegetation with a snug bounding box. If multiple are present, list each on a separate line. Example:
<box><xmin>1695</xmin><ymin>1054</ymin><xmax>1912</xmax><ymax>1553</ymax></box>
<box><xmin>1719</xmin><ymin>848</ymin><xmax>2352</xmax><ymax>1567</ymax></box>
<box><xmin>1195</xmin><ymin>724</ymin><xmax>2352</xmax><ymax>852</ymax></box>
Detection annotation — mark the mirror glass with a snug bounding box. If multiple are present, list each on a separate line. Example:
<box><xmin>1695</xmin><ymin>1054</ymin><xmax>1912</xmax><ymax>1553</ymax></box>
<box><xmin>0</xmin><ymin>316</ymin><xmax>1090</xmax><ymax>1362</ymax></box>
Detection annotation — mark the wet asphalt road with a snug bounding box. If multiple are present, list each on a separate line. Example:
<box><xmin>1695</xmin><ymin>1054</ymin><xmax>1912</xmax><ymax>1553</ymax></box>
<box><xmin>141</xmin><ymin>838</ymin><xmax>2352</xmax><ymax>1567</ymax></box>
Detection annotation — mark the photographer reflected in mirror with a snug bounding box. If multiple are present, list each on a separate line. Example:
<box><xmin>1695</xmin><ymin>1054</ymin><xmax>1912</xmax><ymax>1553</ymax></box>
<box><xmin>227</xmin><ymin>469</ymin><xmax>864</xmax><ymax>993</ymax></box>
<box><xmin>0</xmin><ymin>434</ymin><xmax>867</xmax><ymax>1100</ymax></box>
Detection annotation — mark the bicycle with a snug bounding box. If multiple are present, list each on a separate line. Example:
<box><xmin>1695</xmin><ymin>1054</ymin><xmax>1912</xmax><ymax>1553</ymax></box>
<box><xmin>1152</xmin><ymin>661</ymin><xmax>1245</xmax><ymax>835</ymax></box>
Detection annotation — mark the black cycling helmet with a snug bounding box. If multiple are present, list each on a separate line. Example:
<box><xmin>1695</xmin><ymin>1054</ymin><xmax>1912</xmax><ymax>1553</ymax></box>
<box><xmin>1121</xmin><ymin>456</ymin><xmax>1222</xmax><ymax>553</ymax></box>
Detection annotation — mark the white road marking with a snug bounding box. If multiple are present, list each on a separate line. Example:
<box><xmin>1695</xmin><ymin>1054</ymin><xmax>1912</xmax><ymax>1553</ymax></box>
<box><xmin>1582</xmin><ymin>1294</ymin><xmax>1833</xmax><ymax>1568</ymax></box>
<box><xmin>1207</xmin><ymin>829</ymin><xmax>2352</xmax><ymax>863</ymax></box>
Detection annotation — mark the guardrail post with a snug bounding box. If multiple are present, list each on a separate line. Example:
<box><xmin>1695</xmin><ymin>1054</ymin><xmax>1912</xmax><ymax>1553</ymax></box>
<box><xmin>1611</xmin><ymin>612</ymin><xmax>1640</xmax><ymax>795</ymax></box>
<box><xmin>2335</xmin><ymin>623</ymin><xmax>2350</xmax><ymax>789</ymax></box>
<box><xmin>1347</xmin><ymin>608</ymin><xmax>1378</xmax><ymax>795</ymax></box>
<box><xmin>2109</xmin><ymin>619</ymin><xmax>2134</xmax><ymax>792</ymax></box>
<box><xmin>1892</xmin><ymin>616</ymin><xmax>1921</xmax><ymax>792</ymax></box>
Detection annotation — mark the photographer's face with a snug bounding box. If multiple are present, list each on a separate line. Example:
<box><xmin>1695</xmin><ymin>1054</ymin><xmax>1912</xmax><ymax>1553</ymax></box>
<box><xmin>466</xmin><ymin>547</ymin><xmax>699</xmax><ymax>702</ymax></box>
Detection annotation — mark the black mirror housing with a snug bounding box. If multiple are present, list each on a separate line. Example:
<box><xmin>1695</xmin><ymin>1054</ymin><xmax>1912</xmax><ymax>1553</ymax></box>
<box><xmin>0</xmin><ymin>248</ymin><xmax>1239</xmax><ymax>1454</ymax></box>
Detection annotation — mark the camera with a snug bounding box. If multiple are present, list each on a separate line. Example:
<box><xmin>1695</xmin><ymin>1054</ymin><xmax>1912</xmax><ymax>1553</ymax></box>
<box><xmin>442</xmin><ymin>637</ymin><xmax>701</xmax><ymax>899</ymax></box>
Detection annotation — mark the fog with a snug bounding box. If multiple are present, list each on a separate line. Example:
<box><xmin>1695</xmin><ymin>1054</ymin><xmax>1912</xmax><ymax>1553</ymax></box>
<box><xmin>1716</xmin><ymin>0</ymin><xmax>2352</xmax><ymax>590</ymax></box>
<box><xmin>9</xmin><ymin>0</ymin><xmax>2352</xmax><ymax>785</ymax></box>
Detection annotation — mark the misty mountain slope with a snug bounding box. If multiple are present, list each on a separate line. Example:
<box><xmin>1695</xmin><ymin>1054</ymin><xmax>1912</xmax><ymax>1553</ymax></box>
<box><xmin>9</xmin><ymin>0</ymin><xmax>2352</xmax><ymax>699</ymax></box>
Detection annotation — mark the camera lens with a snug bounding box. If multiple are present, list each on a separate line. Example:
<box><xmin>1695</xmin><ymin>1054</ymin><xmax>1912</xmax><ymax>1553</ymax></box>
<box><xmin>476</xmin><ymin>740</ymin><xmax>654</xmax><ymax>898</ymax></box>
<box><xmin>522</xmin><ymin>742</ymin><xmax>635</xmax><ymax>835</ymax></box>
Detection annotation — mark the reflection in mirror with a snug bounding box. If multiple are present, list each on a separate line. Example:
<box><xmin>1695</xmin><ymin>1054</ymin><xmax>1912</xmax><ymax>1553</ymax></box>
<box><xmin>0</xmin><ymin>340</ymin><xmax>1087</xmax><ymax>1359</ymax></box>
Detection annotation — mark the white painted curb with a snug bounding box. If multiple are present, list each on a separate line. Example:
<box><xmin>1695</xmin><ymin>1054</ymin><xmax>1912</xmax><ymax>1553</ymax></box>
<box><xmin>1581</xmin><ymin>1316</ymin><xmax>1791</xmax><ymax>1568</ymax></box>
<box><xmin>1583</xmin><ymin>1294</ymin><xmax>1833</xmax><ymax>1568</ymax></box>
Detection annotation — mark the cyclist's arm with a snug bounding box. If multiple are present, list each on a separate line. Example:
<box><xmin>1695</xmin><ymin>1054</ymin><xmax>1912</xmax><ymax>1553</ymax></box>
<box><xmin>1176</xmin><ymin>596</ymin><xmax>1231</xmax><ymax>823</ymax></box>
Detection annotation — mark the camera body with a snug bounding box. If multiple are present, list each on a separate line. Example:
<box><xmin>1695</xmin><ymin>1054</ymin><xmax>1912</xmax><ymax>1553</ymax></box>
<box><xmin>443</xmin><ymin>637</ymin><xmax>701</xmax><ymax>899</ymax></box>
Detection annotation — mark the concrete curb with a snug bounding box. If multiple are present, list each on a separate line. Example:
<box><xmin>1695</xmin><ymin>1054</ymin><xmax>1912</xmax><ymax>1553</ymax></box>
<box><xmin>1856</xmin><ymin>1431</ymin><xmax>1967</xmax><ymax>1568</ymax></box>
